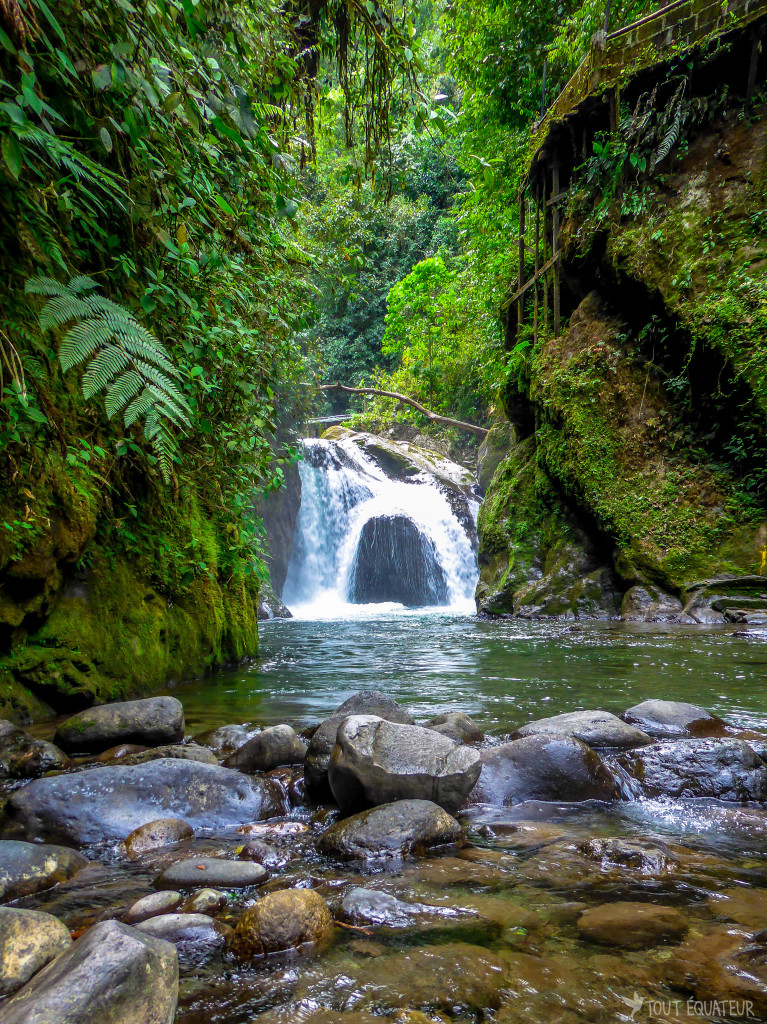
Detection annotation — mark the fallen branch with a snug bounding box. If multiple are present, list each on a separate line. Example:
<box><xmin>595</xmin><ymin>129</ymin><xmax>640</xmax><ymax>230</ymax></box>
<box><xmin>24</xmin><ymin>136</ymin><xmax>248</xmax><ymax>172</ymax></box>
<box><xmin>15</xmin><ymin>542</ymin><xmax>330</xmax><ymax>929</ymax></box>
<box><xmin>319</xmin><ymin>383</ymin><xmax>489</xmax><ymax>438</ymax></box>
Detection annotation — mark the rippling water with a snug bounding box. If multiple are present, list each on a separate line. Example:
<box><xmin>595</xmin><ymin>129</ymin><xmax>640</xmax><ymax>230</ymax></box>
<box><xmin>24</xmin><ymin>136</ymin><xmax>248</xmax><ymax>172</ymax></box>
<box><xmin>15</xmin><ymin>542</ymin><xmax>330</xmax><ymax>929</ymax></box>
<box><xmin>173</xmin><ymin>613</ymin><xmax>767</xmax><ymax>737</ymax></box>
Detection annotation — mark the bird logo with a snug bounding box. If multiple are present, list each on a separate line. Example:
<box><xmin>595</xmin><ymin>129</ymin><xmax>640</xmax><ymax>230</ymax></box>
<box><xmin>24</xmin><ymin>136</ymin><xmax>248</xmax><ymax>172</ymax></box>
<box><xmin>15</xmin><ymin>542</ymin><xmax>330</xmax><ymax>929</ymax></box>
<box><xmin>619</xmin><ymin>992</ymin><xmax>645</xmax><ymax>1020</ymax></box>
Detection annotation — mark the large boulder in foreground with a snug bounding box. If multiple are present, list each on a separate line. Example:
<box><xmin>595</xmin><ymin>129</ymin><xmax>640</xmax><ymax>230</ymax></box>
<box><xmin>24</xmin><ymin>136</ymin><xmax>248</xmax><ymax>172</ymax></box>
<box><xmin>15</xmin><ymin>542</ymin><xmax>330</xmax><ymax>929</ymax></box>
<box><xmin>616</xmin><ymin>738</ymin><xmax>767</xmax><ymax>801</ymax></box>
<box><xmin>0</xmin><ymin>907</ymin><xmax>72</xmax><ymax>995</ymax></box>
<box><xmin>230</xmin><ymin>889</ymin><xmax>333</xmax><ymax>957</ymax></box>
<box><xmin>512</xmin><ymin>710</ymin><xmax>652</xmax><ymax>750</ymax></box>
<box><xmin>328</xmin><ymin>715</ymin><xmax>481</xmax><ymax>814</ymax></box>
<box><xmin>0</xmin><ymin>919</ymin><xmax>177</xmax><ymax>1024</ymax></box>
<box><xmin>0</xmin><ymin>840</ymin><xmax>88</xmax><ymax>900</ymax></box>
<box><xmin>304</xmin><ymin>691</ymin><xmax>414</xmax><ymax>798</ymax></box>
<box><xmin>621</xmin><ymin>699</ymin><xmax>726</xmax><ymax>739</ymax></box>
<box><xmin>4</xmin><ymin>759</ymin><xmax>286</xmax><ymax>846</ymax></box>
<box><xmin>317</xmin><ymin>799</ymin><xmax>462</xmax><ymax>861</ymax></box>
<box><xmin>54</xmin><ymin>697</ymin><xmax>185</xmax><ymax>754</ymax></box>
<box><xmin>471</xmin><ymin>735</ymin><xmax>619</xmax><ymax>806</ymax></box>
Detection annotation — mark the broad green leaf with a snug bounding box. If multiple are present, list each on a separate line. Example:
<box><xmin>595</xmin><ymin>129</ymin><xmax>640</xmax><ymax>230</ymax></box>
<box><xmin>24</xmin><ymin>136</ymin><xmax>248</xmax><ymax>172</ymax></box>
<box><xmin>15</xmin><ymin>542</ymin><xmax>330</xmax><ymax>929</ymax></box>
<box><xmin>2</xmin><ymin>133</ymin><xmax>22</xmax><ymax>179</ymax></box>
<box><xmin>213</xmin><ymin>194</ymin><xmax>235</xmax><ymax>216</ymax></box>
<box><xmin>99</xmin><ymin>127</ymin><xmax>113</xmax><ymax>153</ymax></box>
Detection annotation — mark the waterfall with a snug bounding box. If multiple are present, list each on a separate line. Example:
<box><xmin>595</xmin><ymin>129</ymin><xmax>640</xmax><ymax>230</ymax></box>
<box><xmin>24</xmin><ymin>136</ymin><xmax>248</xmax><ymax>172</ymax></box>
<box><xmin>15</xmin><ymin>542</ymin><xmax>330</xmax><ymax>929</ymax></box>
<box><xmin>282</xmin><ymin>437</ymin><xmax>479</xmax><ymax>619</ymax></box>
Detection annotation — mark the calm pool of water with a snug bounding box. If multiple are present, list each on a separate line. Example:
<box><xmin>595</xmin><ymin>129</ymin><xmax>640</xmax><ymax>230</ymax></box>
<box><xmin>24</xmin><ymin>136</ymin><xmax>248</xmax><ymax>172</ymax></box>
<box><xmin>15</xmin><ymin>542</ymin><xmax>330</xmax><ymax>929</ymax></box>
<box><xmin>172</xmin><ymin>613</ymin><xmax>767</xmax><ymax>737</ymax></box>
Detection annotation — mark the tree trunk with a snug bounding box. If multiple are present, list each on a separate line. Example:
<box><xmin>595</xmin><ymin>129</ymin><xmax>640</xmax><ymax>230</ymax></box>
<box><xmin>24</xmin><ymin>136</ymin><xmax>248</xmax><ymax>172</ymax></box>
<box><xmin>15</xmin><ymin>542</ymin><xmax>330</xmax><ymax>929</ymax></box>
<box><xmin>319</xmin><ymin>383</ymin><xmax>489</xmax><ymax>438</ymax></box>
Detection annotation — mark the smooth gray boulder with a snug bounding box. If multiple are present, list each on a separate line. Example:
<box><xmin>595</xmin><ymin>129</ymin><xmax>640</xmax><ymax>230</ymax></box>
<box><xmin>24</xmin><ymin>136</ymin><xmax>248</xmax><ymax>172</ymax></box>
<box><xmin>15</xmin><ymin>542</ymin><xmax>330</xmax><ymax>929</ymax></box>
<box><xmin>304</xmin><ymin>691</ymin><xmax>414</xmax><ymax>797</ymax></box>
<box><xmin>136</xmin><ymin>913</ymin><xmax>229</xmax><ymax>947</ymax></box>
<box><xmin>154</xmin><ymin>857</ymin><xmax>268</xmax><ymax>890</ymax></box>
<box><xmin>112</xmin><ymin>743</ymin><xmax>218</xmax><ymax>767</ymax></box>
<box><xmin>621</xmin><ymin>699</ymin><xmax>726</xmax><ymax>739</ymax></box>
<box><xmin>4</xmin><ymin>759</ymin><xmax>286</xmax><ymax>846</ymax></box>
<box><xmin>124</xmin><ymin>891</ymin><xmax>183</xmax><ymax>925</ymax></box>
<box><xmin>512</xmin><ymin>710</ymin><xmax>652</xmax><ymax>750</ymax></box>
<box><xmin>616</xmin><ymin>738</ymin><xmax>767</xmax><ymax>801</ymax></box>
<box><xmin>424</xmin><ymin>712</ymin><xmax>484</xmax><ymax>744</ymax></box>
<box><xmin>237</xmin><ymin>839</ymin><xmax>291</xmax><ymax>870</ymax></box>
<box><xmin>193</xmin><ymin>724</ymin><xmax>259</xmax><ymax>757</ymax></box>
<box><xmin>317</xmin><ymin>799</ymin><xmax>463</xmax><ymax>860</ymax></box>
<box><xmin>182</xmin><ymin>888</ymin><xmax>226</xmax><ymax>915</ymax></box>
<box><xmin>0</xmin><ymin>907</ymin><xmax>72</xmax><ymax>995</ymax></box>
<box><xmin>224</xmin><ymin>725</ymin><xmax>307</xmax><ymax>772</ymax></box>
<box><xmin>0</xmin><ymin>919</ymin><xmax>177</xmax><ymax>1024</ymax></box>
<box><xmin>0</xmin><ymin>723</ymin><xmax>69</xmax><ymax>779</ymax></box>
<box><xmin>471</xmin><ymin>735</ymin><xmax>619</xmax><ymax>806</ymax></box>
<box><xmin>0</xmin><ymin>841</ymin><xmax>88</xmax><ymax>900</ymax></box>
<box><xmin>328</xmin><ymin>715</ymin><xmax>481</xmax><ymax>814</ymax></box>
<box><xmin>54</xmin><ymin>697</ymin><xmax>185</xmax><ymax>754</ymax></box>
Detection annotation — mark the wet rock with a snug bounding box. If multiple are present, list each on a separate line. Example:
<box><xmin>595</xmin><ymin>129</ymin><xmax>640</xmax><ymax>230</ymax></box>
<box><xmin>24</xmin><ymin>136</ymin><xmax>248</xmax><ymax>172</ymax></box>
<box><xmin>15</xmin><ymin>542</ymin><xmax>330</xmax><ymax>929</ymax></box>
<box><xmin>223</xmin><ymin>725</ymin><xmax>307</xmax><ymax>772</ymax></box>
<box><xmin>0</xmin><ymin>724</ymin><xmax>69</xmax><ymax>779</ymax></box>
<box><xmin>96</xmin><ymin>744</ymin><xmax>148</xmax><ymax>763</ymax></box>
<box><xmin>182</xmin><ymin>888</ymin><xmax>227</xmax><ymax>915</ymax></box>
<box><xmin>317</xmin><ymin>799</ymin><xmax>463</xmax><ymax>861</ymax></box>
<box><xmin>123</xmin><ymin>818</ymin><xmax>194</xmax><ymax>859</ymax></box>
<box><xmin>230</xmin><ymin>888</ymin><xmax>333</xmax><ymax>956</ymax></box>
<box><xmin>577</xmin><ymin>901</ymin><xmax>688</xmax><ymax>948</ymax></box>
<box><xmin>621</xmin><ymin>699</ymin><xmax>726</xmax><ymax>739</ymax></box>
<box><xmin>0</xmin><ymin>907</ymin><xmax>72</xmax><ymax>996</ymax></box>
<box><xmin>707</xmin><ymin>887</ymin><xmax>767</xmax><ymax>929</ymax></box>
<box><xmin>54</xmin><ymin>696</ymin><xmax>185</xmax><ymax>754</ymax></box>
<box><xmin>124</xmin><ymin>891</ymin><xmax>183</xmax><ymax>925</ymax></box>
<box><xmin>342</xmin><ymin>887</ymin><xmax>431</xmax><ymax>927</ymax></box>
<box><xmin>616</xmin><ymin>738</ymin><xmax>767</xmax><ymax>800</ymax></box>
<box><xmin>395</xmin><ymin>855</ymin><xmax>513</xmax><ymax>890</ymax></box>
<box><xmin>328</xmin><ymin>715</ymin><xmax>482</xmax><ymax>814</ymax></box>
<box><xmin>494</xmin><ymin>950</ymin><xmax>618</xmax><ymax>1023</ymax></box>
<box><xmin>305</xmin><ymin>691</ymin><xmax>414</xmax><ymax>798</ymax></box>
<box><xmin>477</xmin><ymin>422</ymin><xmax>516</xmax><ymax>493</ymax></box>
<box><xmin>470</xmin><ymin>819</ymin><xmax>567</xmax><ymax>849</ymax></box>
<box><xmin>665</xmin><ymin>931</ymin><xmax>767</xmax><ymax>1018</ymax></box>
<box><xmin>4</xmin><ymin>758</ymin><xmax>285</xmax><ymax>845</ymax></box>
<box><xmin>352</xmin><ymin>942</ymin><xmax>509</xmax><ymax>1014</ymax></box>
<box><xmin>253</xmin><ymin>1005</ymin><xmax>381</xmax><ymax>1024</ymax></box>
<box><xmin>512</xmin><ymin>710</ymin><xmax>652</xmax><ymax>750</ymax></box>
<box><xmin>237</xmin><ymin>839</ymin><xmax>291</xmax><ymax>870</ymax></box>
<box><xmin>154</xmin><ymin>857</ymin><xmax>268</xmax><ymax>890</ymax></box>
<box><xmin>0</xmin><ymin>918</ymin><xmax>178</xmax><ymax>1024</ymax></box>
<box><xmin>471</xmin><ymin>735</ymin><xmax>619</xmax><ymax>805</ymax></box>
<box><xmin>579</xmin><ymin>837</ymin><xmax>681</xmax><ymax>875</ymax></box>
<box><xmin>621</xmin><ymin>584</ymin><xmax>691</xmax><ymax>623</ymax></box>
<box><xmin>136</xmin><ymin>913</ymin><xmax>230</xmax><ymax>947</ymax></box>
<box><xmin>193</xmin><ymin>724</ymin><xmax>259</xmax><ymax>758</ymax></box>
<box><xmin>519</xmin><ymin>837</ymin><xmax>681</xmax><ymax>891</ymax></box>
<box><xmin>114</xmin><ymin>743</ymin><xmax>219</xmax><ymax>767</ymax></box>
<box><xmin>0</xmin><ymin>840</ymin><xmax>88</xmax><ymax>900</ymax></box>
<box><xmin>423</xmin><ymin>712</ymin><xmax>484</xmax><ymax>744</ymax></box>
<box><xmin>348</xmin><ymin>514</ymin><xmax>450</xmax><ymax>607</ymax></box>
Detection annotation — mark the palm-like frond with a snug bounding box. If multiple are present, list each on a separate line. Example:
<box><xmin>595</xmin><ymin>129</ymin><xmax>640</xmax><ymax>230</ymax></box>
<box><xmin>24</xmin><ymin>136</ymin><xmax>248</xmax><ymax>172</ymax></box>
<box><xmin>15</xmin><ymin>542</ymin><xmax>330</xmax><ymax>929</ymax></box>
<box><xmin>25</xmin><ymin>274</ymin><xmax>191</xmax><ymax>482</ymax></box>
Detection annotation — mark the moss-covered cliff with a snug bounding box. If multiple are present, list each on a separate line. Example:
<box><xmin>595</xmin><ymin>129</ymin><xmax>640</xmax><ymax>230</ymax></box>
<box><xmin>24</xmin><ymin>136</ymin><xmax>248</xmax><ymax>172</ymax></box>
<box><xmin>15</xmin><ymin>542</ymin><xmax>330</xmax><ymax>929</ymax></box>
<box><xmin>478</xmin><ymin>96</ymin><xmax>767</xmax><ymax>622</ymax></box>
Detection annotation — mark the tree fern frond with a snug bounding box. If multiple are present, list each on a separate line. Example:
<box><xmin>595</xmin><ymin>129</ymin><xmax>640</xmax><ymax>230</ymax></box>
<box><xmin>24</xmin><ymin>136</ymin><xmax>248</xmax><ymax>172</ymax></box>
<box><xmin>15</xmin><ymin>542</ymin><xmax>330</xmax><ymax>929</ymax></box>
<box><xmin>82</xmin><ymin>346</ymin><xmax>132</xmax><ymax>399</ymax></box>
<box><xmin>27</xmin><ymin>273</ymin><xmax>192</xmax><ymax>483</ymax></box>
<box><xmin>59</xmin><ymin>321</ymin><xmax>115</xmax><ymax>372</ymax></box>
<box><xmin>39</xmin><ymin>294</ymin><xmax>92</xmax><ymax>332</ymax></box>
<box><xmin>105</xmin><ymin>370</ymin><xmax>146</xmax><ymax>420</ymax></box>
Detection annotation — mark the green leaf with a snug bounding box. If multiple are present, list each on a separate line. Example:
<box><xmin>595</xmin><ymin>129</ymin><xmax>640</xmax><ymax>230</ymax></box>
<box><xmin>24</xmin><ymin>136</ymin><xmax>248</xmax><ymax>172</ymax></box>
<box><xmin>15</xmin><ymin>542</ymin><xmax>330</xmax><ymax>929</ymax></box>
<box><xmin>213</xmin><ymin>194</ymin><xmax>235</xmax><ymax>216</ymax></box>
<box><xmin>0</xmin><ymin>27</ymin><xmax>15</xmax><ymax>54</ymax></box>
<box><xmin>2</xmin><ymin>133</ymin><xmax>22</xmax><ymax>179</ymax></box>
<box><xmin>92</xmin><ymin>65</ymin><xmax>113</xmax><ymax>91</ymax></box>
<box><xmin>99</xmin><ymin>127</ymin><xmax>113</xmax><ymax>153</ymax></box>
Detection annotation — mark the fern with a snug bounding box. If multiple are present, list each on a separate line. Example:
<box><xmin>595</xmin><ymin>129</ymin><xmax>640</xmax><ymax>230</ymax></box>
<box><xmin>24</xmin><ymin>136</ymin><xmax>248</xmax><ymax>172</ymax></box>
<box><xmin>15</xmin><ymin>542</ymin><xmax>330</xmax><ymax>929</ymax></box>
<box><xmin>25</xmin><ymin>275</ymin><xmax>191</xmax><ymax>482</ymax></box>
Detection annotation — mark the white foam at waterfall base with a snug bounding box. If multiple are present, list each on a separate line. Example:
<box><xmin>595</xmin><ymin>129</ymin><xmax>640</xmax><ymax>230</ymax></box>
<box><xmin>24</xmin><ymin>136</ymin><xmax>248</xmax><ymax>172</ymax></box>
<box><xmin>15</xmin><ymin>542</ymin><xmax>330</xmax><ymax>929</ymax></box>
<box><xmin>282</xmin><ymin>438</ymin><xmax>479</xmax><ymax>620</ymax></box>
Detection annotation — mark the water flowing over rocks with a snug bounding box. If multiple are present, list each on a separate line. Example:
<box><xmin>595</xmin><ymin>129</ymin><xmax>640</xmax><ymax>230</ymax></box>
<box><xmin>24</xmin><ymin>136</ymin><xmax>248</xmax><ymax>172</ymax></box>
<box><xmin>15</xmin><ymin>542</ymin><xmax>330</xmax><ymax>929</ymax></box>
<box><xmin>328</xmin><ymin>715</ymin><xmax>482</xmax><ymax>813</ymax></box>
<box><xmin>0</xmin><ymin>840</ymin><xmax>88</xmax><ymax>900</ymax></box>
<box><xmin>0</xmin><ymin>908</ymin><xmax>72</xmax><ymax>996</ymax></box>
<box><xmin>616</xmin><ymin>738</ymin><xmax>767</xmax><ymax>801</ymax></box>
<box><xmin>576</xmin><ymin>901</ymin><xmax>688</xmax><ymax>948</ymax></box>
<box><xmin>54</xmin><ymin>697</ymin><xmax>185</xmax><ymax>754</ymax></box>
<box><xmin>318</xmin><ymin>799</ymin><xmax>463</xmax><ymax>860</ymax></box>
<box><xmin>511</xmin><ymin>709</ymin><xmax>653</xmax><ymax>749</ymax></box>
<box><xmin>471</xmin><ymin>734</ymin><xmax>619</xmax><ymax>805</ymax></box>
<box><xmin>3</xmin><ymin>759</ymin><xmax>286</xmax><ymax>845</ymax></box>
<box><xmin>0</xmin><ymin>919</ymin><xmax>178</xmax><ymax>1024</ymax></box>
<box><xmin>348</xmin><ymin>514</ymin><xmax>450</xmax><ymax>607</ymax></box>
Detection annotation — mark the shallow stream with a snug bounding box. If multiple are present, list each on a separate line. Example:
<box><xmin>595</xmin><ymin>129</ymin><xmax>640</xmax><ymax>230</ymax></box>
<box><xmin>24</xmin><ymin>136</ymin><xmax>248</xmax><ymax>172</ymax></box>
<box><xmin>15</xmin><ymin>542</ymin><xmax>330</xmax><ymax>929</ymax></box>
<box><xmin>22</xmin><ymin>613</ymin><xmax>767</xmax><ymax>1023</ymax></box>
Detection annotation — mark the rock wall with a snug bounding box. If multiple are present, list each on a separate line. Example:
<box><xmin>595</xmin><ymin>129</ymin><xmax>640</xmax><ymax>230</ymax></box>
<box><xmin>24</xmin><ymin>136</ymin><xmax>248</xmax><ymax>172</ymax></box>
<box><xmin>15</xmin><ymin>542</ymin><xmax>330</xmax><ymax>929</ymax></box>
<box><xmin>478</xmin><ymin>99</ymin><xmax>767</xmax><ymax>622</ymax></box>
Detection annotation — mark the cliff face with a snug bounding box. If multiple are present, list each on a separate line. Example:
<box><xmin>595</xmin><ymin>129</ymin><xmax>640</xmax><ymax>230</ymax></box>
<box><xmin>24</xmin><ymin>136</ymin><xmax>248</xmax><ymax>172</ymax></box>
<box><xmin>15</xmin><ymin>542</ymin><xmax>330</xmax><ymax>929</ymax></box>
<box><xmin>478</xmin><ymin>100</ymin><xmax>767</xmax><ymax>622</ymax></box>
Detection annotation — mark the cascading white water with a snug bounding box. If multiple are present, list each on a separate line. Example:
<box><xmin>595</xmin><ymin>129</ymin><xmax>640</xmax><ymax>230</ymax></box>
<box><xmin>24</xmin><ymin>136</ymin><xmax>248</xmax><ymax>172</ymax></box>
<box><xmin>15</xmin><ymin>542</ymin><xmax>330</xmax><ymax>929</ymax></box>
<box><xmin>282</xmin><ymin>438</ymin><xmax>479</xmax><ymax>619</ymax></box>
